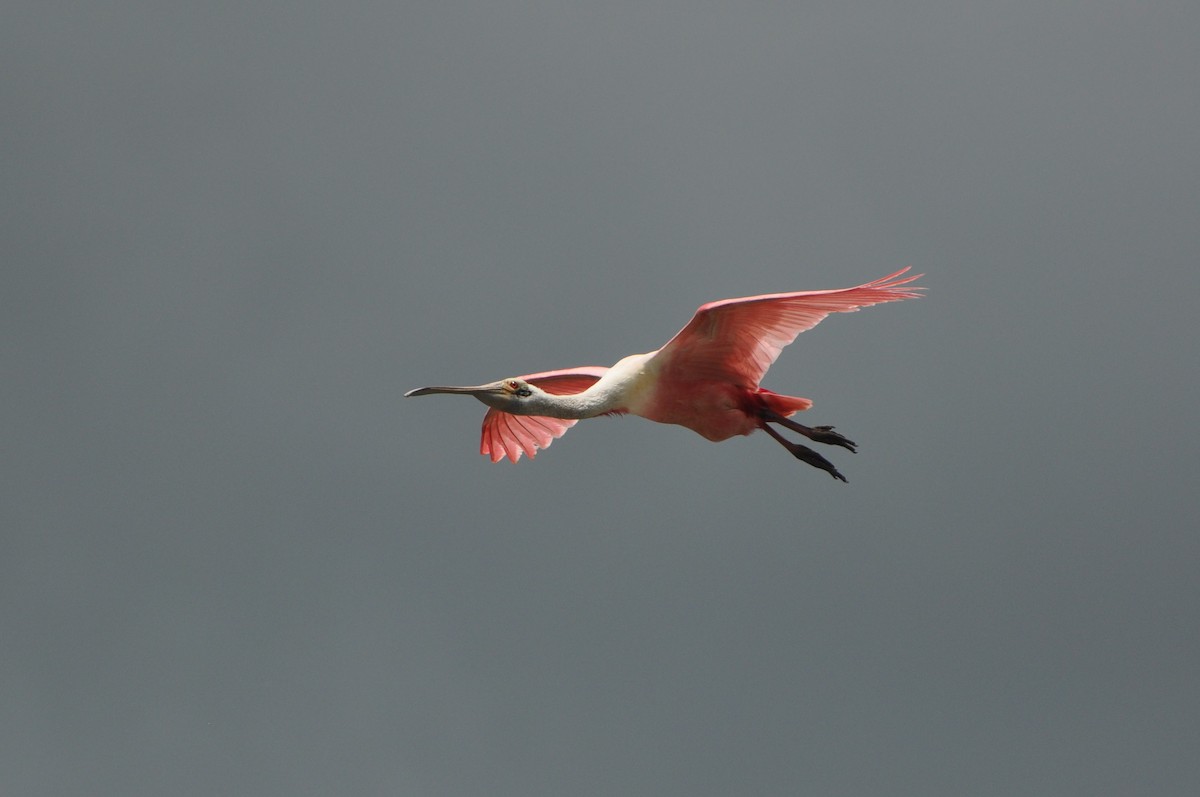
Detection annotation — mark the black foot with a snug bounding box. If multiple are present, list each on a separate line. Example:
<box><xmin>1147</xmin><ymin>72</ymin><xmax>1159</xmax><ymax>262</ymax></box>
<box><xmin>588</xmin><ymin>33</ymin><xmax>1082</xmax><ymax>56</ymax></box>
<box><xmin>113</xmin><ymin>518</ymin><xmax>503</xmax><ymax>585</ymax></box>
<box><xmin>807</xmin><ymin>425</ymin><xmax>857</xmax><ymax>453</ymax></box>
<box><xmin>761</xmin><ymin>423</ymin><xmax>849</xmax><ymax>482</ymax></box>
<box><xmin>788</xmin><ymin>443</ymin><xmax>848</xmax><ymax>483</ymax></box>
<box><xmin>759</xmin><ymin>409</ymin><xmax>857</xmax><ymax>453</ymax></box>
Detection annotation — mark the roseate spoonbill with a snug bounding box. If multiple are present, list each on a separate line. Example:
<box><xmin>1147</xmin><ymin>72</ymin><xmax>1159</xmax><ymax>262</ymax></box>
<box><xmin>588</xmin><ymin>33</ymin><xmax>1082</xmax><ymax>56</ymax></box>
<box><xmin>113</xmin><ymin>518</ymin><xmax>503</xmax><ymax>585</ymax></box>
<box><xmin>406</xmin><ymin>268</ymin><xmax>923</xmax><ymax>481</ymax></box>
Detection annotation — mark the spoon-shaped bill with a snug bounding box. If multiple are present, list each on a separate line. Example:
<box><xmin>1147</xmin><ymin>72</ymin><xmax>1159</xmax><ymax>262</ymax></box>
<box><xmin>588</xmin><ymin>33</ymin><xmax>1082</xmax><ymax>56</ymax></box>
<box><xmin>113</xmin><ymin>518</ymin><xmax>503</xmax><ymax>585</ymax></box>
<box><xmin>404</xmin><ymin>382</ymin><xmax>506</xmax><ymax>398</ymax></box>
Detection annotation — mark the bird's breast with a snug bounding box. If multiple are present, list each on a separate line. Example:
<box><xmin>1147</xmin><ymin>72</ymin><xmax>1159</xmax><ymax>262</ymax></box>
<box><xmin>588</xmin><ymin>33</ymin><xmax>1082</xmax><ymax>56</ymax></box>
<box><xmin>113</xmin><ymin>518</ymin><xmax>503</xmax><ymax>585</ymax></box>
<box><xmin>599</xmin><ymin>353</ymin><xmax>659</xmax><ymax>414</ymax></box>
<box><xmin>637</xmin><ymin>379</ymin><xmax>757</xmax><ymax>442</ymax></box>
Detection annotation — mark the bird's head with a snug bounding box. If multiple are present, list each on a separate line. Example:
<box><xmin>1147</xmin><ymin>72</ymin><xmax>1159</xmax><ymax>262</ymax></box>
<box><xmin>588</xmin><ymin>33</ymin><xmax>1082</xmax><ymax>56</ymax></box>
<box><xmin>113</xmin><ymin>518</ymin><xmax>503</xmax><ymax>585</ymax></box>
<box><xmin>404</xmin><ymin>378</ymin><xmax>544</xmax><ymax>413</ymax></box>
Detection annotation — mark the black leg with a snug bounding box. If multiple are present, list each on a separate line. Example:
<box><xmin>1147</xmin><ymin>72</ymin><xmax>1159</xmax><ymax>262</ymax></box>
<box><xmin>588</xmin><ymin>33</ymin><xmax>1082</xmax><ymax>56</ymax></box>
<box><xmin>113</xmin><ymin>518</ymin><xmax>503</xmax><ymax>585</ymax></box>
<box><xmin>761</xmin><ymin>423</ymin><xmax>849</xmax><ymax>482</ymax></box>
<box><xmin>760</xmin><ymin>408</ymin><xmax>857</xmax><ymax>453</ymax></box>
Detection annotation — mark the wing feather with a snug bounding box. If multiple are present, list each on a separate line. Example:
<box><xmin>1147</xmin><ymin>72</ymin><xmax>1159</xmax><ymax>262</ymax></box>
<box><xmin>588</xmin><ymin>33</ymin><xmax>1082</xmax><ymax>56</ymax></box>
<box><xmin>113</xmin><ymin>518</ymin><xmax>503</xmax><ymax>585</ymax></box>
<box><xmin>649</xmin><ymin>268</ymin><xmax>924</xmax><ymax>386</ymax></box>
<box><xmin>479</xmin><ymin>366</ymin><xmax>609</xmax><ymax>462</ymax></box>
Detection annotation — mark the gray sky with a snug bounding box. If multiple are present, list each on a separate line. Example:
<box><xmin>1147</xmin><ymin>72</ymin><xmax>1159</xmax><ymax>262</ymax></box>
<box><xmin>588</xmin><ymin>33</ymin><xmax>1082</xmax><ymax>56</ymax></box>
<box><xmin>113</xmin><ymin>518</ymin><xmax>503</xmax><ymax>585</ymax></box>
<box><xmin>4</xmin><ymin>2</ymin><xmax>1198</xmax><ymax>794</ymax></box>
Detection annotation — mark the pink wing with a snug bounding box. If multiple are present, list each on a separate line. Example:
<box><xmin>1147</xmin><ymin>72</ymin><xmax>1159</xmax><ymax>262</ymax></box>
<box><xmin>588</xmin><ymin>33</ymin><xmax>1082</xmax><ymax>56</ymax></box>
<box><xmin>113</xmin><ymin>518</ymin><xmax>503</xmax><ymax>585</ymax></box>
<box><xmin>480</xmin><ymin>367</ymin><xmax>609</xmax><ymax>463</ymax></box>
<box><xmin>649</xmin><ymin>268</ymin><xmax>924</xmax><ymax>387</ymax></box>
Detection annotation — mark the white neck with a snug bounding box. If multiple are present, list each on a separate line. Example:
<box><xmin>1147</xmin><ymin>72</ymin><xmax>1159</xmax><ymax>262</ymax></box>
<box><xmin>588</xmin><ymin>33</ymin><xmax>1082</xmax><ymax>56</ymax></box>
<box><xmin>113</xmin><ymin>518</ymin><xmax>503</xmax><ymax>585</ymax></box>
<box><xmin>525</xmin><ymin>383</ymin><xmax>625</xmax><ymax>419</ymax></box>
<box><xmin>523</xmin><ymin>353</ymin><xmax>654</xmax><ymax>419</ymax></box>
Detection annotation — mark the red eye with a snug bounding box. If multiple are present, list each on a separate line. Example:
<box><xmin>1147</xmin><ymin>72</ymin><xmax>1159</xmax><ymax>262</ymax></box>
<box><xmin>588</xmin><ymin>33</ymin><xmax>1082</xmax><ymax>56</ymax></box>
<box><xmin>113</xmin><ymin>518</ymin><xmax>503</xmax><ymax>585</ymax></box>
<box><xmin>508</xmin><ymin>381</ymin><xmax>519</xmax><ymax>389</ymax></box>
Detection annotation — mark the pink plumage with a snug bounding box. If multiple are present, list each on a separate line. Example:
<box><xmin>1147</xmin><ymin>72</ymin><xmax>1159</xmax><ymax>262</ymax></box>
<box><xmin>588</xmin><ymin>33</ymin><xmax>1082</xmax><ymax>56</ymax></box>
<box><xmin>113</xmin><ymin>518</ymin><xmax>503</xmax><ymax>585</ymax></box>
<box><xmin>481</xmin><ymin>368</ymin><xmax>608</xmax><ymax>462</ymax></box>
<box><xmin>407</xmin><ymin>269</ymin><xmax>924</xmax><ymax>481</ymax></box>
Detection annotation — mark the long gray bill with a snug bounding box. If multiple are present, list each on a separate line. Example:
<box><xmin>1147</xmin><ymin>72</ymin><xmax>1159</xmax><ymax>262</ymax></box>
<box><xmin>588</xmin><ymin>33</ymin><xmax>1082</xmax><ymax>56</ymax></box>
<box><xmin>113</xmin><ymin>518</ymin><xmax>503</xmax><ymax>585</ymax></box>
<box><xmin>404</xmin><ymin>383</ymin><xmax>504</xmax><ymax>397</ymax></box>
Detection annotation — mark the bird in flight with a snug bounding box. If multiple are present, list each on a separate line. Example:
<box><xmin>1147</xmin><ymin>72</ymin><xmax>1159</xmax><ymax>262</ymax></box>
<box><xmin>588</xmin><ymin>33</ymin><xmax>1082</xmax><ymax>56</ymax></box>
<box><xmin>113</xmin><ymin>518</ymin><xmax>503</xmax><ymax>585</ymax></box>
<box><xmin>406</xmin><ymin>268</ymin><xmax>923</xmax><ymax>481</ymax></box>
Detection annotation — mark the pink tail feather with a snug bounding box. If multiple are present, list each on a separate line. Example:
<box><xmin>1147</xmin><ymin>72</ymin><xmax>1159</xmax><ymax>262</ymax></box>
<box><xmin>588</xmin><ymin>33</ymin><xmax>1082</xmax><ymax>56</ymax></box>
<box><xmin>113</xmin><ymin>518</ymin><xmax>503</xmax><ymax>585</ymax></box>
<box><xmin>756</xmin><ymin>388</ymin><xmax>813</xmax><ymax>417</ymax></box>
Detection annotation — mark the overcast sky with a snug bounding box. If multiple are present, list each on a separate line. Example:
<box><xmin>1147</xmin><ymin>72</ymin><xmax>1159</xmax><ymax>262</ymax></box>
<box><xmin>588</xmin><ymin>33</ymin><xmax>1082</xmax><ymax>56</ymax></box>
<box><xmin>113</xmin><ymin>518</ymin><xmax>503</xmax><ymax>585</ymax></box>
<box><xmin>4</xmin><ymin>2</ymin><xmax>1199</xmax><ymax>795</ymax></box>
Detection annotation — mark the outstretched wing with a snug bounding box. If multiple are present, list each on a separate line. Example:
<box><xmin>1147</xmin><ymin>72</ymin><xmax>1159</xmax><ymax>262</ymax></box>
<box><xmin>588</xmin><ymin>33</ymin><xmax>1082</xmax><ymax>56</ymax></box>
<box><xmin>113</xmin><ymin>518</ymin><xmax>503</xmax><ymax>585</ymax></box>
<box><xmin>648</xmin><ymin>268</ymin><xmax>924</xmax><ymax>387</ymax></box>
<box><xmin>480</xmin><ymin>367</ymin><xmax>609</xmax><ymax>463</ymax></box>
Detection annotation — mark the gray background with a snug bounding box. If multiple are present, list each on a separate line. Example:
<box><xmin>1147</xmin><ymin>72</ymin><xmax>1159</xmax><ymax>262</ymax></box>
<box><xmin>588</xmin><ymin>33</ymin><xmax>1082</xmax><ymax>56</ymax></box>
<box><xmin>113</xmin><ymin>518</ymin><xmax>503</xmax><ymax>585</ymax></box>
<box><xmin>4</xmin><ymin>2</ymin><xmax>1198</xmax><ymax>795</ymax></box>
